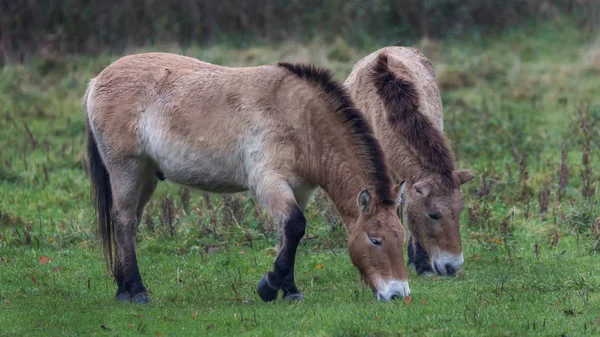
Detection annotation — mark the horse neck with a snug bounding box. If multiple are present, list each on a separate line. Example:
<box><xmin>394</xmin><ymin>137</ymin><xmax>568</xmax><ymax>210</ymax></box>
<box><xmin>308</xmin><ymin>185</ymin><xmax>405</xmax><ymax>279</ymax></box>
<box><xmin>377</xmin><ymin>133</ymin><xmax>435</xmax><ymax>186</ymax></box>
<box><xmin>306</xmin><ymin>116</ymin><xmax>374</xmax><ymax>226</ymax></box>
<box><xmin>392</xmin><ymin>150</ymin><xmax>433</xmax><ymax>184</ymax></box>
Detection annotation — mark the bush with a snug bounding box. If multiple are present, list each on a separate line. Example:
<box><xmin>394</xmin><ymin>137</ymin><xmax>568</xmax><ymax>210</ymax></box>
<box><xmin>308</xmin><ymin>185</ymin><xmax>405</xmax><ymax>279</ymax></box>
<box><xmin>0</xmin><ymin>0</ymin><xmax>597</xmax><ymax>62</ymax></box>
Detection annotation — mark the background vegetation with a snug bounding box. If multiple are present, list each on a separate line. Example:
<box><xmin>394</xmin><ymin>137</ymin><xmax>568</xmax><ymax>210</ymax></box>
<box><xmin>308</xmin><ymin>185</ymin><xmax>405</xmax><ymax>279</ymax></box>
<box><xmin>1</xmin><ymin>2</ymin><xmax>599</xmax><ymax>336</ymax></box>
<box><xmin>2</xmin><ymin>0</ymin><xmax>599</xmax><ymax>62</ymax></box>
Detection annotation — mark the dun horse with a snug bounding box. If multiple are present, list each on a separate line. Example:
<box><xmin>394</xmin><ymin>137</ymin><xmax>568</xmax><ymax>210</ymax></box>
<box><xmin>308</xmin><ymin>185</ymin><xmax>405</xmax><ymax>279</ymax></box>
<box><xmin>85</xmin><ymin>53</ymin><xmax>409</xmax><ymax>303</ymax></box>
<box><xmin>344</xmin><ymin>47</ymin><xmax>474</xmax><ymax>276</ymax></box>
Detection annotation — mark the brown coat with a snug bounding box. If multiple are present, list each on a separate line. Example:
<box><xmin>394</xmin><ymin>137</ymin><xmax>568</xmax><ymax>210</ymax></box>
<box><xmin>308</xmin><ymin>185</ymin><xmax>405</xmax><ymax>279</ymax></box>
<box><xmin>345</xmin><ymin>47</ymin><xmax>474</xmax><ymax>276</ymax></box>
<box><xmin>85</xmin><ymin>53</ymin><xmax>409</xmax><ymax>302</ymax></box>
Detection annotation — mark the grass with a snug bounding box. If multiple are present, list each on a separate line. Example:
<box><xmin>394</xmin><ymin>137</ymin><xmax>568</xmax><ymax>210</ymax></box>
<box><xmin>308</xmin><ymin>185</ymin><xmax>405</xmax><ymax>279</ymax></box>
<box><xmin>1</xmin><ymin>20</ymin><xmax>599</xmax><ymax>336</ymax></box>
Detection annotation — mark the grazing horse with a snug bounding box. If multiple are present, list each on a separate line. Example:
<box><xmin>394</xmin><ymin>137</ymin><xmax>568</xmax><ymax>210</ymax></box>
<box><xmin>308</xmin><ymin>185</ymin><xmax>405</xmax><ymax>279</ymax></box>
<box><xmin>85</xmin><ymin>53</ymin><xmax>409</xmax><ymax>303</ymax></box>
<box><xmin>344</xmin><ymin>47</ymin><xmax>474</xmax><ymax>276</ymax></box>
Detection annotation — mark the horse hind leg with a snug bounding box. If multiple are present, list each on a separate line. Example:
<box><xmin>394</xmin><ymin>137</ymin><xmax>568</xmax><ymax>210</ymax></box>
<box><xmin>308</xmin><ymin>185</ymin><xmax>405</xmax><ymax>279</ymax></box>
<box><xmin>134</xmin><ymin>177</ymin><xmax>158</xmax><ymax>232</ymax></box>
<box><xmin>110</xmin><ymin>160</ymin><xmax>155</xmax><ymax>303</ymax></box>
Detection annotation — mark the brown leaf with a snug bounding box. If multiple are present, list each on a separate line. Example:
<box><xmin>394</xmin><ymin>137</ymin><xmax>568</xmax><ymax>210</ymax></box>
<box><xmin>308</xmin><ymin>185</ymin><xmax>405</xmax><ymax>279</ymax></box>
<box><xmin>155</xmin><ymin>332</ymin><xmax>164</xmax><ymax>337</ymax></box>
<box><xmin>52</xmin><ymin>267</ymin><xmax>62</xmax><ymax>272</ymax></box>
<box><xmin>40</xmin><ymin>256</ymin><xmax>50</xmax><ymax>264</ymax></box>
<box><xmin>129</xmin><ymin>323</ymin><xmax>134</xmax><ymax>328</ymax></box>
<box><xmin>405</xmin><ymin>295</ymin><xmax>412</xmax><ymax>306</ymax></box>
<box><xmin>375</xmin><ymin>317</ymin><xmax>381</xmax><ymax>321</ymax></box>
<box><xmin>31</xmin><ymin>277</ymin><xmax>38</xmax><ymax>284</ymax></box>
<box><xmin>314</xmin><ymin>263</ymin><xmax>324</xmax><ymax>270</ymax></box>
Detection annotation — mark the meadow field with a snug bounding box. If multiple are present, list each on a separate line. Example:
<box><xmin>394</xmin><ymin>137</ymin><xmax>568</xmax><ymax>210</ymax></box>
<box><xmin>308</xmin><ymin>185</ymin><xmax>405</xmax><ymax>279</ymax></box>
<box><xmin>0</xmin><ymin>21</ymin><xmax>599</xmax><ymax>336</ymax></box>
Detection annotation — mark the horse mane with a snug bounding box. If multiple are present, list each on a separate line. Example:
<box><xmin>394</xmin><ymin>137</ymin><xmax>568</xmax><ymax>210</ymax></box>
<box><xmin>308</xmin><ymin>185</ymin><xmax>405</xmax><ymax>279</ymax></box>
<box><xmin>370</xmin><ymin>53</ymin><xmax>457</xmax><ymax>188</ymax></box>
<box><xmin>277</xmin><ymin>62</ymin><xmax>395</xmax><ymax>205</ymax></box>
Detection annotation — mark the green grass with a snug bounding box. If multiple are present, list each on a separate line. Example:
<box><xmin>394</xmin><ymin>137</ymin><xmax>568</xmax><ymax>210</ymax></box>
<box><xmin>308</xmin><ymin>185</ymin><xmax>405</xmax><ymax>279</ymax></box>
<box><xmin>1</xmin><ymin>21</ymin><xmax>599</xmax><ymax>336</ymax></box>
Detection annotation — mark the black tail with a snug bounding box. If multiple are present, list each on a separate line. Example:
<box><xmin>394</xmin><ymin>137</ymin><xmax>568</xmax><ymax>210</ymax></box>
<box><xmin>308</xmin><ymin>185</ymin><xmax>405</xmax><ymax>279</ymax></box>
<box><xmin>87</xmin><ymin>120</ymin><xmax>115</xmax><ymax>274</ymax></box>
<box><xmin>371</xmin><ymin>53</ymin><xmax>457</xmax><ymax>188</ymax></box>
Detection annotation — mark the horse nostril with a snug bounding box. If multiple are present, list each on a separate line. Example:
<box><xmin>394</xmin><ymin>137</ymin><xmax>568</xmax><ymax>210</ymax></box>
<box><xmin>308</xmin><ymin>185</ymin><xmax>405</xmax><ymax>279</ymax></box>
<box><xmin>445</xmin><ymin>264</ymin><xmax>457</xmax><ymax>275</ymax></box>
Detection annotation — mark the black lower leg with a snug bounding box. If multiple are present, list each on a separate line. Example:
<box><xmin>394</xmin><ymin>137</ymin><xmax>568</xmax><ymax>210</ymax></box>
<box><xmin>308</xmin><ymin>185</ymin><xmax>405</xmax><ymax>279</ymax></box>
<box><xmin>408</xmin><ymin>235</ymin><xmax>433</xmax><ymax>275</ymax></box>
<box><xmin>113</xmin><ymin>217</ymin><xmax>150</xmax><ymax>303</ymax></box>
<box><xmin>114</xmin><ymin>254</ymin><xmax>149</xmax><ymax>303</ymax></box>
<box><xmin>281</xmin><ymin>272</ymin><xmax>303</xmax><ymax>301</ymax></box>
<box><xmin>257</xmin><ymin>205</ymin><xmax>306</xmax><ymax>302</ymax></box>
<box><xmin>115</xmin><ymin>259</ymin><xmax>130</xmax><ymax>301</ymax></box>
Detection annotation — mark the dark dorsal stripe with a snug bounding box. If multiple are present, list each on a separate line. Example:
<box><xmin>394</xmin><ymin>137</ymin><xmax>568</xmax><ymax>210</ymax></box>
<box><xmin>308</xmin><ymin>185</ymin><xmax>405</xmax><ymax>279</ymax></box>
<box><xmin>370</xmin><ymin>53</ymin><xmax>457</xmax><ymax>188</ymax></box>
<box><xmin>277</xmin><ymin>62</ymin><xmax>395</xmax><ymax>205</ymax></box>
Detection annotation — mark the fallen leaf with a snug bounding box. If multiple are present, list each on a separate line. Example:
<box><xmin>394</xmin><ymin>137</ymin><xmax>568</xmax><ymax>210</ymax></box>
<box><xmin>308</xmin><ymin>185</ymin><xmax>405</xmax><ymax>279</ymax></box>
<box><xmin>192</xmin><ymin>311</ymin><xmax>198</xmax><ymax>319</ymax></box>
<box><xmin>155</xmin><ymin>332</ymin><xmax>164</xmax><ymax>337</ymax></box>
<box><xmin>129</xmin><ymin>323</ymin><xmax>134</xmax><ymax>328</ymax></box>
<box><xmin>239</xmin><ymin>251</ymin><xmax>246</xmax><ymax>255</ymax></box>
<box><xmin>490</xmin><ymin>237</ymin><xmax>502</xmax><ymax>245</ymax></box>
<box><xmin>376</xmin><ymin>317</ymin><xmax>381</xmax><ymax>321</ymax></box>
<box><xmin>314</xmin><ymin>263</ymin><xmax>324</xmax><ymax>270</ymax></box>
<box><xmin>405</xmin><ymin>295</ymin><xmax>412</xmax><ymax>306</ymax></box>
<box><xmin>40</xmin><ymin>256</ymin><xmax>50</xmax><ymax>264</ymax></box>
<box><xmin>47</xmin><ymin>237</ymin><xmax>54</xmax><ymax>243</ymax></box>
<box><xmin>421</xmin><ymin>299</ymin><xmax>428</xmax><ymax>305</ymax></box>
<box><xmin>31</xmin><ymin>277</ymin><xmax>38</xmax><ymax>284</ymax></box>
<box><xmin>52</xmin><ymin>267</ymin><xmax>62</xmax><ymax>272</ymax></box>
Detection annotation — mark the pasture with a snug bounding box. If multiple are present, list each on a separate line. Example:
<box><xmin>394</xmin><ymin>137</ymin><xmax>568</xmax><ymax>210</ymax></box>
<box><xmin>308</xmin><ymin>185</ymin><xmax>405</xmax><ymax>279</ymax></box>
<box><xmin>1</xmin><ymin>21</ymin><xmax>599</xmax><ymax>336</ymax></box>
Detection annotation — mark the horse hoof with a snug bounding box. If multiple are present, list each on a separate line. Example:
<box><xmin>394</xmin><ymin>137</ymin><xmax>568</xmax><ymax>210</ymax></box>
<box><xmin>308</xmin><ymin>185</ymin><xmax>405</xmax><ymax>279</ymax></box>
<box><xmin>282</xmin><ymin>293</ymin><xmax>304</xmax><ymax>302</ymax></box>
<box><xmin>131</xmin><ymin>292</ymin><xmax>152</xmax><ymax>304</ymax></box>
<box><xmin>115</xmin><ymin>292</ymin><xmax>131</xmax><ymax>301</ymax></box>
<box><xmin>257</xmin><ymin>274</ymin><xmax>279</xmax><ymax>302</ymax></box>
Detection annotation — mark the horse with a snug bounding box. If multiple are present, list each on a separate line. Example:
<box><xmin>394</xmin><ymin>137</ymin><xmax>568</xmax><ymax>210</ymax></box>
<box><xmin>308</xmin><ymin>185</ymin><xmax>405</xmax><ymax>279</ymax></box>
<box><xmin>84</xmin><ymin>52</ymin><xmax>409</xmax><ymax>303</ymax></box>
<box><xmin>344</xmin><ymin>47</ymin><xmax>474</xmax><ymax>276</ymax></box>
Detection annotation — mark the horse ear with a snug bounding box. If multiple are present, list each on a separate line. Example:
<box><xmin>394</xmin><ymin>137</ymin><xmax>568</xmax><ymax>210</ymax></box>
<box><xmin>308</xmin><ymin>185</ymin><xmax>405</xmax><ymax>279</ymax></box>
<box><xmin>455</xmin><ymin>169</ymin><xmax>475</xmax><ymax>185</ymax></box>
<box><xmin>358</xmin><ymin>190</ymin><xmax>372</xmax><ymax>214</ymax></box>
<box><xmin>391</xmin><ymin>181</ymin><xmax>406</xmax><ymax>207</ymax></box>
<box><xmin>413</xmin><ymin>180</ymin><xmax>431</xmax><ymax>197</ymax></box>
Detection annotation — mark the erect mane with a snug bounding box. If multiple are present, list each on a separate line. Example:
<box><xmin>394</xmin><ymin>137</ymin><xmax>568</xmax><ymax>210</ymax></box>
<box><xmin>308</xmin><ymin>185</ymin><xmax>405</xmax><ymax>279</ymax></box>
<box><xmin>277</xmin><ymin>62</ymin><xmax>395</xmax><ymax>205</ymax></box>
<box><xmin>370</xmin><ymin>53</ymin><xmax>457</xmax><ymax>188</ymax></box>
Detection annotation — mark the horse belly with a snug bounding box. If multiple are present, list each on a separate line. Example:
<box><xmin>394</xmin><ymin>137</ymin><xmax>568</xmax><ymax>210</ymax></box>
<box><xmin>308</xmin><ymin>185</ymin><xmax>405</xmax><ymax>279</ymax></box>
<box><xmin>146</xmin><ymin>139</ymin><xmax>249</xmax><ymax>193</ymax></box>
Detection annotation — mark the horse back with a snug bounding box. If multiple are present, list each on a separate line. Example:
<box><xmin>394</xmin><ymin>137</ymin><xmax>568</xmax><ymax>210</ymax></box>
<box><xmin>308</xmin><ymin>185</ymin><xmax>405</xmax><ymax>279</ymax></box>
<box><xmin>85</xmin><ymin>53</ymin><xmax>316</xmax><ymax>191</ymax></box>
<box><xmin>346</xmin><ymin>47</ymin><xmax>443</xmax><ymax>129</ymax></box>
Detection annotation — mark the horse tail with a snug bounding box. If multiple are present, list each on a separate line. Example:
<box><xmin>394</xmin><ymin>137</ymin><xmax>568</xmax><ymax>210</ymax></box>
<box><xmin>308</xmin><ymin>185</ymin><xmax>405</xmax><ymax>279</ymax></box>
<box><xmin>84</xmin><ymin>79</ymin><xmax>115</xmax><ymax>275</ymax></box>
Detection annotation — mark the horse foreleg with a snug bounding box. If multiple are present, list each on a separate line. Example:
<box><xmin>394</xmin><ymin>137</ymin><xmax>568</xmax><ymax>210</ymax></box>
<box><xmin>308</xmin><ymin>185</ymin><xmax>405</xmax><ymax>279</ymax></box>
<box><xmin>407</xmin><ymin>233</ymin><xmax>434</xmax><ymax>275</ymax></box>
<box><xmin>253</xmin><ymin>178</ymin><xmax>307</xmax><ymax>302</ymax></box>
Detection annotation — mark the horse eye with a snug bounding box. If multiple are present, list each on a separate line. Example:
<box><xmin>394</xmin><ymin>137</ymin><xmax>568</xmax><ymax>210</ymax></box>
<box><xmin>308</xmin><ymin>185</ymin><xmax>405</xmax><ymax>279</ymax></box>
<box><xmin>369</xmin><ymin>237</ymin><xmax>382</xmax><ymax>246</ymax></box>
<box><xmin>428</xmin><ymin>213</ymin><xmax>441</xmax><ymax>220</ymax></box>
